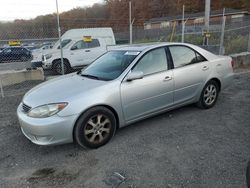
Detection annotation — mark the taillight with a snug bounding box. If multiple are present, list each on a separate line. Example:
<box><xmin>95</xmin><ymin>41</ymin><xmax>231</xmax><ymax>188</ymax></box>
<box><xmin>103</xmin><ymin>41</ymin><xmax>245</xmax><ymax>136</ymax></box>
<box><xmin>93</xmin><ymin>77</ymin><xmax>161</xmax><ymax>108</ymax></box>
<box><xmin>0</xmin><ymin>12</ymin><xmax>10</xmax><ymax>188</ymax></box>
<box><xmin>231</xmin><ymin>60</ymin><xmax>235</xmax><ymax>68</ymax></box>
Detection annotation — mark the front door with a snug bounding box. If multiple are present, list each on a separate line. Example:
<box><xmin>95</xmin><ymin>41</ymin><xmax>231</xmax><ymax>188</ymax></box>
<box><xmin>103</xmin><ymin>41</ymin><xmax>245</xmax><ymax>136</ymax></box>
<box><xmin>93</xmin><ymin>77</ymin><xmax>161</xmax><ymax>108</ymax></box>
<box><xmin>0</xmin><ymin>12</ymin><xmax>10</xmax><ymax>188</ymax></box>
<box><xmin>69</xmin><ymin>39</ymin><xmax>105</xmax><ymax>67</ymax></box>
<box><xmin>121</xmin><ymin>47</ymin><xmax>174</xmax><ymax>122</ymax></box>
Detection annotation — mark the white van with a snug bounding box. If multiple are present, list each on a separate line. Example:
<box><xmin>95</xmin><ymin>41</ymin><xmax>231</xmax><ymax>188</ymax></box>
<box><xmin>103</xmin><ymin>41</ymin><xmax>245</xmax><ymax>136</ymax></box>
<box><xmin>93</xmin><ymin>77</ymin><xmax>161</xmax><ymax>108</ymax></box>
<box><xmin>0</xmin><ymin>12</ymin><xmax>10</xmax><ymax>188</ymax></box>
<box><xmin>41</xmin><ymin>28</ymin><xmax>116</xmax><ymax>74</ymax></box>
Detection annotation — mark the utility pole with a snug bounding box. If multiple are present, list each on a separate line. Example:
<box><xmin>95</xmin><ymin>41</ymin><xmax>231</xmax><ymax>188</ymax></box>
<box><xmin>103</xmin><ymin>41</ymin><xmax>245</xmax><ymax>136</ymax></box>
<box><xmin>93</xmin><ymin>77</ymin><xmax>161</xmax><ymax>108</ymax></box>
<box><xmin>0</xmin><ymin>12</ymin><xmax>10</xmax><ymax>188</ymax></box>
<box><xmin>219</xmin><ymin>8</ymin><xmax>226</xmax><ymax>55</ymax></box>
<box><xmin>129</xmin><ymin>1</ymin><xmax>134</xmax><ymax>44</ymax></box>
<box><xmin>56</xmin><ymin>0</ymin><xmax>64</xmax><ymax>75</ymax></box>
<box><xmin>204</xmin><ymin>0</ymin><xmax>211</xmax><ymax>45</ymax></box>
<box><xmin>181</xmin><ymin>5</ymin><xmax>185</xmax><ymax>43</ymax></box>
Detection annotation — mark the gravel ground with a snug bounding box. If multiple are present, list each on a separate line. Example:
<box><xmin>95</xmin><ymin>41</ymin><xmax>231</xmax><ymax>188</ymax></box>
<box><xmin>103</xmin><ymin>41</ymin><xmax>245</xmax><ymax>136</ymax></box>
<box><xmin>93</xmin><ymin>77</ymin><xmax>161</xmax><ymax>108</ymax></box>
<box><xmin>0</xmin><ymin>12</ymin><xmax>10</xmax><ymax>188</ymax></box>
<box><xmin>0</xmin><ymin>72</ymin><xmax>250</xmax><ymax>188</ymax></box>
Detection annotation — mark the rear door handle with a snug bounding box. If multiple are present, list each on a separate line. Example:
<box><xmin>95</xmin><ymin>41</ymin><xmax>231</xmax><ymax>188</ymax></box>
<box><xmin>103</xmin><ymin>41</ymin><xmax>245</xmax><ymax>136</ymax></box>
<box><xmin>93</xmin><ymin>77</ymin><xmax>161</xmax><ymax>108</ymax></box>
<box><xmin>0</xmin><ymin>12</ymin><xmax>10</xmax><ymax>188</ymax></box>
<box><xmin>85</xmin><ymin>50</ymin><xmax>91</xmax><ymax>52</ymax></box>
<box><xmin>202</xmin><ymin>66</ymin><xmax>209</xmax><ymax>71</ymax></box>
<box><xmin>163</xmin><ymin>76</ymin><xmax>172</xmax><ymax>81</ymax></box>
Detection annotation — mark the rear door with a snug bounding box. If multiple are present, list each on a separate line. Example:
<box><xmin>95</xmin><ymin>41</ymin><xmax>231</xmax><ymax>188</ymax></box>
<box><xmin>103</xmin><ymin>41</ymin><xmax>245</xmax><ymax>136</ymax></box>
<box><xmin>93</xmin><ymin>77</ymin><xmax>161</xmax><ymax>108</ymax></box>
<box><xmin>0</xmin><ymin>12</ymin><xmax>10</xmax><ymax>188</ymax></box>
<box><xmin>69</xmin><ymin>39</ymin><xmax>106</xmax><ymax>67</ymax></box>
<box><xmin>121</xmin><ymin>47</ymin><xmax>174</xmax><ymax>122</ymax></box>
<box><xmin>84</xmin><ymin>39</ymin><xmax>107</xmax><ymax>63</ymax></box>
<box><xmin>168</xmin><ymin>45</ymin><xmax>211</xmax><ymax>105</ymax></box>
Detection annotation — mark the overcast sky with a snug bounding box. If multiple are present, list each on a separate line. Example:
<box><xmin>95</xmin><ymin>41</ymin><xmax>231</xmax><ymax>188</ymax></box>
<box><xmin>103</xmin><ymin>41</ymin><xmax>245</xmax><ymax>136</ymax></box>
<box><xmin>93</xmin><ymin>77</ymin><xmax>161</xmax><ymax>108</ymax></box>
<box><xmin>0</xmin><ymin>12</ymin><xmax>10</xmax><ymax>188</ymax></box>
<box><xmin>0</xmin><ymin>0</ymin><xmax>103</xmax><ymax>21</ymax></box>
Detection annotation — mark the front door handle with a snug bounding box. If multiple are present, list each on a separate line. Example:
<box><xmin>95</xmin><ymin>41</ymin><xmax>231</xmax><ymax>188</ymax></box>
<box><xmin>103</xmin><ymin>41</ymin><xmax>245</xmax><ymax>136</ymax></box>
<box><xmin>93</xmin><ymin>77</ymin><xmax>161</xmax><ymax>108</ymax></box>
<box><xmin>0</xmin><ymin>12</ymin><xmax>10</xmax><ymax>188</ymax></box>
<box><xmin>163</xmin><ymin>76</ymin><xmax>172</xmax><ymax>81</ymax></box>
<box><xmin>202</xmin><ymin>66</ymin><xmax>209</xmax><ymax>71</ymax></box>
<box><xmin>85</xmin><ymin>50</ymin><xmax>91</xmax><ymax>52</ymax></box>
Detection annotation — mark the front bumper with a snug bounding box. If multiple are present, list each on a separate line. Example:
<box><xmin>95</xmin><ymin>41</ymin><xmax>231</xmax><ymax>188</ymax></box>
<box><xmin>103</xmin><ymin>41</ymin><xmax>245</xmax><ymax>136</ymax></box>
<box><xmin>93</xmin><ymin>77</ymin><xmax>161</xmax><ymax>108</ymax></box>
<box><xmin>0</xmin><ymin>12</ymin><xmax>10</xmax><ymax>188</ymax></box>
<box><xmin>17</xmin><ymin>103</ymin><xmax>78</xmax><ymax>146</ymax></box>
<box><xmin>42</xmin><ymin>60</ymin><xmax>52</xmax><ymax>69</ymax></box>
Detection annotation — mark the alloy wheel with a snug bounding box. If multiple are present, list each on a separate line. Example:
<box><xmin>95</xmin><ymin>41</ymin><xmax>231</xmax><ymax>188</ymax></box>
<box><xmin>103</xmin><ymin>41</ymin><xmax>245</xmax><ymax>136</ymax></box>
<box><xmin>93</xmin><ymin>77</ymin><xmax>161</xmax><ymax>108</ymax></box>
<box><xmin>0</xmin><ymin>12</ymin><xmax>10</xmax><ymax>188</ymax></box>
<box><xmin>203</xmin><ymin>84</ymin><xmax>217</xmax><ymax>105</ymax></box>
<box><xmin>84</xmin><ymin>114</ymin><xmax>111</xmax><ymax>144</ymax></box>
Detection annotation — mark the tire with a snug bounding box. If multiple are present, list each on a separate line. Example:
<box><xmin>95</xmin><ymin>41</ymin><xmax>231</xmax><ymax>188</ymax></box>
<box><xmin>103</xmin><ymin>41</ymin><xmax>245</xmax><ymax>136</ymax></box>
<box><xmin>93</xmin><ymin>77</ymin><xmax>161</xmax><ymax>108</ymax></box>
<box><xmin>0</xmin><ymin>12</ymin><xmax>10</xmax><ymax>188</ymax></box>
<box><xmin>74</xmin><ymin>107</ymin><xmax>117</xmax><ymax>149</ymax></box>
<box><xmin>197</xmin><ymin>80</ymin><xmax>219</xmax><ymax>109</ymax></box>
<box><xmin>52</xmin><ymin>60</ymin><xmax>71</xmax><ymax>75</ymax></box>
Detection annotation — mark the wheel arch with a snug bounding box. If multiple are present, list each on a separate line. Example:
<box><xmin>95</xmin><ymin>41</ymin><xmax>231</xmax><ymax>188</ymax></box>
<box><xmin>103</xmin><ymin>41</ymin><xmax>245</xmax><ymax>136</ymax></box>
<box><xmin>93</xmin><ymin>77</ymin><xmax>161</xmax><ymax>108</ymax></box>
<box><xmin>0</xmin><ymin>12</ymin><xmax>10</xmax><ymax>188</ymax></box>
<box><xmin>208</xmin><ymin>77</ymin><xmax>221</xmax><ymax>92</ymax></box>
<box><xmin>72</xmin><ymin>104</ymin><xmax>120</xmax><ymax>142</ymax></box>
<box><xmin>52</xmin><ymin>58</ymin><xmax>71</xmax><ymax>67</ymax></box>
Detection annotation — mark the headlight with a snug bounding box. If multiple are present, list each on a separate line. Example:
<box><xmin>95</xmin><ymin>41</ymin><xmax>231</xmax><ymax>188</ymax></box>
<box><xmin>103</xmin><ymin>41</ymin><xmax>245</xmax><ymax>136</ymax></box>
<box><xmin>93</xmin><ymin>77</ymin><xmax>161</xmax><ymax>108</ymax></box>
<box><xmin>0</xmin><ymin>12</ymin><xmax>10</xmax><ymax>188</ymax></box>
<box><xmin>28</xmin><ymin>103</ymin><xmax>68</xmax><ymax>118</ymax></box>
<box><xmin>45</xmin><ymin>54</ymin><xmax>52</xmax><ymax>60</ymax></box>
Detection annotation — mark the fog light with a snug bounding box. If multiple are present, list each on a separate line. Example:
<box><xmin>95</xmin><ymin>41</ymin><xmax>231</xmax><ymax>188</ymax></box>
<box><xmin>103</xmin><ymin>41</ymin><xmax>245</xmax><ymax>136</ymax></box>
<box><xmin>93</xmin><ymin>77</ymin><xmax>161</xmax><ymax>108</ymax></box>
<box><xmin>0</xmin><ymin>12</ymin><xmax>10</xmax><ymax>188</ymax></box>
<box><xmin>35</xmin><ymin>135</ymin><xmax>53</xmax><ymax>142</ymax></box>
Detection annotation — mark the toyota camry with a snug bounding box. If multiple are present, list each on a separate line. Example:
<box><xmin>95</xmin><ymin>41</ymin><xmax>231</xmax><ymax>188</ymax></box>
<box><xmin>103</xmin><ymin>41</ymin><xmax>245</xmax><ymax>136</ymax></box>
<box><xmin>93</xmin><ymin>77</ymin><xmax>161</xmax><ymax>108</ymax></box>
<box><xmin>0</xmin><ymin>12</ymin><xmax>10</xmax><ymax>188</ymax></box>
<box><xmin>17</xmin><ymin>43</ymin><xmax>234</xmax><ymax>148</ymax></box>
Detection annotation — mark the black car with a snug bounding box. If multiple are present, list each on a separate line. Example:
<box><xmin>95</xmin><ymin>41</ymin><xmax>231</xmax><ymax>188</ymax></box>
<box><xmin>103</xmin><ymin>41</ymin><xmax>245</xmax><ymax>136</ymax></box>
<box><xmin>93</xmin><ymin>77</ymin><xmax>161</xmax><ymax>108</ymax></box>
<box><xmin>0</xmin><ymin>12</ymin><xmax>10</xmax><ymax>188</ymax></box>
<box><xmin>0</xmin><ymin>47</ymin><xmax>32</xmax><ymax>62</ymax></box>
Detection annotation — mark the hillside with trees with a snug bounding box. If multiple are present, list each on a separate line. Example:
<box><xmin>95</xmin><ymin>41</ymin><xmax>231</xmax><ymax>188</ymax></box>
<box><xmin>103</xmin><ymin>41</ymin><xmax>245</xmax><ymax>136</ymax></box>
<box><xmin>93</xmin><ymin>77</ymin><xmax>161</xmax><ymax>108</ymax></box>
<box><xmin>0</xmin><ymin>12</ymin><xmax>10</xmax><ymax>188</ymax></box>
<box><xmin>0</xmin><ymin>0</ymin><xmax>249</xmax><ymax>40</ymax></box>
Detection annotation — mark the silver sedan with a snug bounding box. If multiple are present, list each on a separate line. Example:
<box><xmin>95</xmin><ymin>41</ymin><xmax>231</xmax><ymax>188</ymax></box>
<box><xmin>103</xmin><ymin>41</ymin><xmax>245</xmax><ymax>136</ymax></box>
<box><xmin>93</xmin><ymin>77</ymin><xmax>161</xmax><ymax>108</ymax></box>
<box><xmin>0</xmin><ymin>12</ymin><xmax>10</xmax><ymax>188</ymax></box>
<box><xmin>17</xmin><ymin>43</ymin><xmax>234</xmax><ymax>148</ymax></box>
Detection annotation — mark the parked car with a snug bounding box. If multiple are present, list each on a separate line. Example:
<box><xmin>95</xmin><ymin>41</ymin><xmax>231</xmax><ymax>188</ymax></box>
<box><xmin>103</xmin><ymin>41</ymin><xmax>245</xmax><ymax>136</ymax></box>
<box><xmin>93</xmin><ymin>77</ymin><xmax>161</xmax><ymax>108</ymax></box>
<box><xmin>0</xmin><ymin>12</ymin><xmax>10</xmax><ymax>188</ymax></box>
<box><xmin>31</xmin><ymin>44</ymin><xmax>53</xmax><ymax>68</ymax></box>
<box><xmin>0</xmin><ymin>47</ymin><xmax>32</xmax><ymax>62</ymax></box>
<box><xmin>17</xmin><ymin>43</ymin><xmax>234</xmax><ymax>148</ymax></box>
<box><xmin>25</xmin><ymin>45</ymin><xmax>37</xmax><ymax>52</ymax></box>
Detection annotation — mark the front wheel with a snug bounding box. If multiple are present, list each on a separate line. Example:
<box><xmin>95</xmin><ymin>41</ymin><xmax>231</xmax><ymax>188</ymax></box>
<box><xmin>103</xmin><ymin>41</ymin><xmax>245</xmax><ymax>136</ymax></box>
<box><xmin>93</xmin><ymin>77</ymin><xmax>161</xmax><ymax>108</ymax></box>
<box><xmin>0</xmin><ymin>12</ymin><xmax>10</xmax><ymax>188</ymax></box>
<box><xmin>52</xmin><ymin>60</ymin><xmax>71</xmax><ymax>75</ymax></box>
<box><xmin>74</xmin><ymin>107</ymin><xmax>117</xmax><ymax>149</ymax></box>
<box><xmin>197</xmin><ymin>80</ymin><xmax>219</xmax><ymax>109</ymax></box>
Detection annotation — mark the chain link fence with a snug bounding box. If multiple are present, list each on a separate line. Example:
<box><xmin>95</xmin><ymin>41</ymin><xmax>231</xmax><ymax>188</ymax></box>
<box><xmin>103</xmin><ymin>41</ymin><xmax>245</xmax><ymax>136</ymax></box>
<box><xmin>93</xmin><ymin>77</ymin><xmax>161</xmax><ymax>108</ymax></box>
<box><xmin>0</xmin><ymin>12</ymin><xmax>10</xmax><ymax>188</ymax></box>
<box><xmin>0</xmin><ymin>14</ymin><xmax>250</xmax><ymax>98</ymax></box>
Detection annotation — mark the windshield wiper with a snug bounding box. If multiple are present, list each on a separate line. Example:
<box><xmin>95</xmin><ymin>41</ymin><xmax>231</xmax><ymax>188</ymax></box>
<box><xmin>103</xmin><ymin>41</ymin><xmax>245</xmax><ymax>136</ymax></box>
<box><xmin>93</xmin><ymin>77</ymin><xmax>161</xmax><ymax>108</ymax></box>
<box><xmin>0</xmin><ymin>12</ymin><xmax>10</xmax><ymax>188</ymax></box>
<box><xmin>81</xmin><ymin>74</ymin><xmax>100</xmax><ymax>80</ymax></box>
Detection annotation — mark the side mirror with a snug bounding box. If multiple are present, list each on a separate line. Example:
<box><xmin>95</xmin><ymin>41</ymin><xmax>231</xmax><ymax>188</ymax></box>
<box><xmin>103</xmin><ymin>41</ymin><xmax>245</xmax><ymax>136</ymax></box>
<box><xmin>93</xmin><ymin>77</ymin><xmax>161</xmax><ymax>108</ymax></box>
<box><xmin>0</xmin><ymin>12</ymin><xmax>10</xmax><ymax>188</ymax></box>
<box><xmin>126</xmin><ymin>71</ymin><xmax>144</xmax><ymax>81</ymax></box>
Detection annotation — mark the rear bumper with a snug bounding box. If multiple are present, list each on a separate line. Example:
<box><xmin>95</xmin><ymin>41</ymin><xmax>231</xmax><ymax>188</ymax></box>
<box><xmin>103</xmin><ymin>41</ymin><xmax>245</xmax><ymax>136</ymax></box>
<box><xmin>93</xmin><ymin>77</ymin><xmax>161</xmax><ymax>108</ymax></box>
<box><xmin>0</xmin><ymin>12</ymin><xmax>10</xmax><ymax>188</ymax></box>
<box><xmin>221</xmin><ymin>72</ymin><xmax>235</xmax><ymax>90</ymax></box>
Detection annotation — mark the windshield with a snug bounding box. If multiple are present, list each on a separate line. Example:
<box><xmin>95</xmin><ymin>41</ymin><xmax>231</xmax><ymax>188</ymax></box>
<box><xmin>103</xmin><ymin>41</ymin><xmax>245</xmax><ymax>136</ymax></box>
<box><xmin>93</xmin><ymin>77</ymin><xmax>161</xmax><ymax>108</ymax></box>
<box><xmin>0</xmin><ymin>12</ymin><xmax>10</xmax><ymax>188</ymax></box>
<box><xmin>80</xmin><ymin>51</ymin><xmax>140</xmax><ymax>81</ymax></box>
<box><xmin>53</xmin><ymin>39</ymin><xmax>72</xmax><ymax>49</ymax></box>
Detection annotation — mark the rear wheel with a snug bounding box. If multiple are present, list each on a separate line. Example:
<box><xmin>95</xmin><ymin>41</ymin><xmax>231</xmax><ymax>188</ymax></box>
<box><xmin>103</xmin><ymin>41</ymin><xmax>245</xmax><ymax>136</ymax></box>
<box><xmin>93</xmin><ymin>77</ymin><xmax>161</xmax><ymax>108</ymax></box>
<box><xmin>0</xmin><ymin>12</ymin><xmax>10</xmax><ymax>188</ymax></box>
<box><xmin>74</xmin><ymin>107</ymin><xmax>117</xmax><ymax>149</ymax></box>
<box><xmin>52</xmin><ymin>60</ymin><xmax>71</xmax><ymax>75</ymax></box>
<box><xmin>197</xmin><ymin>80</ymin><xmax>219</xmax><ymax>109</ymax></box>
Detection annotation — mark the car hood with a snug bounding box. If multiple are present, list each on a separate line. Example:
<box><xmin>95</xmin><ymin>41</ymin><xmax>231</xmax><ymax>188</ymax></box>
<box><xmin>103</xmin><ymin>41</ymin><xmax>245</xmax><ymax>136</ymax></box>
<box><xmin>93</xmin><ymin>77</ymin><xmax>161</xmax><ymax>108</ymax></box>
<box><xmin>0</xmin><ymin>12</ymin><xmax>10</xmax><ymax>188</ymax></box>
<box><xmin>23</xmin><ymin>73</ymin><xmax>106</xmax><ymax>108</ymax></box>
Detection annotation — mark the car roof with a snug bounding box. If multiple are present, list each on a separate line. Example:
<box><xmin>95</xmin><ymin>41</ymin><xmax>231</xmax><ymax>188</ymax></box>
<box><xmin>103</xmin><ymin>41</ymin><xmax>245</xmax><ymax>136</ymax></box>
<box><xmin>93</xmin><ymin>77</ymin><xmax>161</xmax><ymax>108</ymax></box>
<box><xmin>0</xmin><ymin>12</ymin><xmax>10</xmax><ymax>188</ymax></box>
<box><xmin>110</xmin><ymin>42</ymin><xmax>218</xmax><ymax>61</ymax></box>
<box><xmin>110</xmin><ymin>42</ymin><xmax>167</xmax><ymax>52</ymax></box>
<box><xmin>110</xmin><ymin>42</ymin><xmax>202</xmax><ymax>52</ymax></box>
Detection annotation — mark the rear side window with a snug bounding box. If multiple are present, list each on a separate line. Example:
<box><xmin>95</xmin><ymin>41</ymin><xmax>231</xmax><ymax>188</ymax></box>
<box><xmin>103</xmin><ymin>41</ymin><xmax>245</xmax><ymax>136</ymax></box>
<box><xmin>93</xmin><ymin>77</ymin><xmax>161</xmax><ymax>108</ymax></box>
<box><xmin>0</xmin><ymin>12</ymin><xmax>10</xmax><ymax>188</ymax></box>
<box><xmin>87</xmin><ymin>39</ymin><xmax>100</xmax><ymax>48</ymax></box>
<box><xmin>12</xmin><ymin>48</ymin><xmax>21</xmax><ymax>53</ymax></box>
<box><xmin>71</xmin><ymin>39</ymin><xmax>100</xmax><ymax>50</ymax></box>
<box><xmin>133</xmin><ymin>48</ymin><xmax>168</xmax><ymax>75</ymax></box>
<box><xmin>169</xmin><ymin>46</ymin><xmax>206</xmax><ymax>68</ymax></box>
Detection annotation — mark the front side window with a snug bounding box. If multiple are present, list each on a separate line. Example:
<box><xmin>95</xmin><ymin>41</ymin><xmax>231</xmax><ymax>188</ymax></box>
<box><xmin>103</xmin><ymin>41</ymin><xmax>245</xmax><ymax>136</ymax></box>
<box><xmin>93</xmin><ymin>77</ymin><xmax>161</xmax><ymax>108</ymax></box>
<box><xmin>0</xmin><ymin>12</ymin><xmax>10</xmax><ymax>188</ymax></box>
<box><xmin>133</xmin><ymin>48</ymin><xmax>168</xmax><ymax>75</ymax></box>
<box><xmin>169</xmin><ymin>46</ymin><xmax>206</xmax><ymax>68</ymax></box>
<box><xmin>57</xmin><ymin>39</ymin><xmax>72</xmax><ymax>49</ymax></box>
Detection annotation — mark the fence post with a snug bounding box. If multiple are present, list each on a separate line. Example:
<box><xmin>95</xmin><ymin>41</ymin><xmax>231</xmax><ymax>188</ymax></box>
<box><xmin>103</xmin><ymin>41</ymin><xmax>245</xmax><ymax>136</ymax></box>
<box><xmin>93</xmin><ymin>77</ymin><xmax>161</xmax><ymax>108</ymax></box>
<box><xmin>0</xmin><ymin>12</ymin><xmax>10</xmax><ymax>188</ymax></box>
<box><xmin>0</xmin><ymin>78</ymin><xmax>4</xmax><ymax>98</ymax></box>
<box><xmin>219</xmin><ymin>8</ymin><xmax>226</xmax><ymax>55</ymax></box>
<box><xmin>248</xmin><ymin>32</ymin><xmax>250</xmax><ymax>52</ymax></box>
<box><xmin>181</xmin><ymin>5</ymin><xmax>185</xmax><ymax>43</ymax></box>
